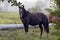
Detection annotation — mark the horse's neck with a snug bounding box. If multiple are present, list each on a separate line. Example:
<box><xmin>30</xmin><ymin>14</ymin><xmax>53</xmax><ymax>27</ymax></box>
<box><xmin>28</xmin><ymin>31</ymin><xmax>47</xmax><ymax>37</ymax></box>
<box><xmin>24</xmin><ymin>9</ymin><xmax>30</xmax><ymax>15</ymax></box>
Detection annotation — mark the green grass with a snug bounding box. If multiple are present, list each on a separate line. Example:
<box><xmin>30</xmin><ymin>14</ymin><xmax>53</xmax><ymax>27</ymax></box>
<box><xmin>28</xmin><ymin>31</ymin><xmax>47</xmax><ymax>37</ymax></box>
<box><xmin>0</xmin><ymin>11</ymin><xmax>22</xmax><ymax>24</ymax></box>
<box><xmin>0</xmin><ymin>11</ymin><xmax>60</xmax><ymax>40</ymax></box>
<box><xmin>0</xmin><ymin>26</ymin><xmax>60</xmax><ymax>40</ymax></box>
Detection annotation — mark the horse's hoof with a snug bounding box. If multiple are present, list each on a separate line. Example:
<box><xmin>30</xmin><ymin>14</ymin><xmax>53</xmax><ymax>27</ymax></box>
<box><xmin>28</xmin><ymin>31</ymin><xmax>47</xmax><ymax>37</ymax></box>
<box><xmin>40</xmin><ymin>35</ymin><xmax>42</xmax><ymax>38</ymax></box>
<box><xmin>47</xmin><ymin>35</ymin><xmax>48</xmax><ymax>38</ymax></box>
<box><xmin>40</xmin><ymin>36</ymin><xmax>42</xmax><ymax>38</ymax></box>
<box><xmin>47</xmin><ymin>33</ymin><xmax>49</xmax><ymax>38</ymax></box>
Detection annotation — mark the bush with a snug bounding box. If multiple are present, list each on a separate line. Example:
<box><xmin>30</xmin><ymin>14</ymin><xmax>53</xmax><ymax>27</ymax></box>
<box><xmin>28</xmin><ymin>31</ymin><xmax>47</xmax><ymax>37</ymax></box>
<box><xmin>54</xmin><ymin>22</ymin><xmax>60</xmax><ymax>30</ymax></box>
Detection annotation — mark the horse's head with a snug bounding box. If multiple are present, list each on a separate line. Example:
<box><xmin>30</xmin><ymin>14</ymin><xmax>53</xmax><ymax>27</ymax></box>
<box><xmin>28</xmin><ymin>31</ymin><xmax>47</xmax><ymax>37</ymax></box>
<box><xmin>18</xmin><ymin>5</ymin><xmax>25</xmax><ymax>18</ymax></box>
<box><xmin>19</xmin><ymin>5</ymin><xmax>24</xmax><ymax>9</ymax></box>
<box><xmin>18</xmin><ymin>5</ymin><xmax>29</xmax><ymax>19</ymax></box>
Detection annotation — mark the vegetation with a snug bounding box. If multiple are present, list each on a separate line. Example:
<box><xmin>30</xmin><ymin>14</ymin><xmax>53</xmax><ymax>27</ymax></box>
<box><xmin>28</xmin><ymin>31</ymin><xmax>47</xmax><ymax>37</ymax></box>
<box><xmin>0</xmin><ymin>11</ymin><xmax>22</xmax><ymax>24</ymax></box>
<box><xmin>46</xmin><ymin>0</ymin><xmax>60</xmax><ymax>30</ymax></box>
<box><xmin>0</xmin><ymin>0</ymin><xmax>22</xmax><ymax>6</ymax></box>
<box><xmin>0</xmin><ymin>26</ymin><xmax>60</xmax><ymax>40</ymax></box>
<box><xmin>43</xmin><ymin>0</ymin><xmax>60</xmax><ymax>39</ymax></box>
<box><xmin>51</xmin><ymin>0</ymin><xmax>60</xmax><ymax>30</ymax></box>
<box><xmin>0</xmin><ymin>0</ymin><xmax>60</xmax><ymax>40</ymax></box>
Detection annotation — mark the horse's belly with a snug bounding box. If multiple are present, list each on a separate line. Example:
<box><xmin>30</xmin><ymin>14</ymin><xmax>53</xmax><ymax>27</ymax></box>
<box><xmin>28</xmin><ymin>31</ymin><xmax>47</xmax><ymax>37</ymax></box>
<box><xmin>29</xmin><ymin>23</ymin><xmax>38</xmax><ymax>26</ymax></box>
<box><xmin>29</xmin><ymin>21</ymin><xmax>39</xmax><ymax>26</ymax></box>
<box><xmin>29</xmin><ymin>17</ymin><xmax>40</xmax><ymax>26</ymax></box>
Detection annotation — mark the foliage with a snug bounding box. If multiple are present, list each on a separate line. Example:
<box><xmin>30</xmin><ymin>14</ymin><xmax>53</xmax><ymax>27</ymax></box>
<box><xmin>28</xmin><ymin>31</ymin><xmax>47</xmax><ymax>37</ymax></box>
<box><xmin>0</xmin><ymin>0</ymin><xmax>22</xmax><ymax>6</ymax></box>
<box><xmin>55</xmin><ymin>0</ymin><xmax>60</xmax><ymax>8</ymax></box>
<box><xmin>52</xmin><ymin>9</ymin><xmax>60</xmax><ymax>17</ymax></box>
<box><xmin>54</xmin><ymin>21</ymin><xmax>60</xmax><ymax>30</ymax></box>
<box><xmin>53</xmin><ymin>0</ymin><xmax>60</xmax><ymax>29</ymax></box>
<box><xmin>45</xmin><ymin>8</ymin><xmax>54</xmax><ymax>13</ymax></box>
<box><xmin>46</xmin><ymin>0</ymin><xmax>60</xmax><ymax>30</ymax></box>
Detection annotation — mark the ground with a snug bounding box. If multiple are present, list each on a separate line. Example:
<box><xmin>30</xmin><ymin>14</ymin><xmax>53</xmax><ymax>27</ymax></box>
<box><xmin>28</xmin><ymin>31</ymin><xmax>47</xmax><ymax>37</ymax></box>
<box><xmin>0</xmin><ymin>11</ymin><xmax>21</xmax><ymax>24</ymax></box>
<box><xmin>0</xmin><ymin>11</ymin><xmax>60</xmax><ymax>40</ymax></box>
<box><xmin>0</xmin><ymin>26</ymin><xmax>60</xmax><ymax>40</ymax></box>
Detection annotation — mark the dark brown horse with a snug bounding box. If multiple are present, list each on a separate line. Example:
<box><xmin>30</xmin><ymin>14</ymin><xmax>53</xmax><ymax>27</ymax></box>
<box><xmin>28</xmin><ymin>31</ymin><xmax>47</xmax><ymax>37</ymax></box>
<box><xmin>18</xmin><ymin>5</ymin><xmax>49</xmax><ymax>37</ymax></box>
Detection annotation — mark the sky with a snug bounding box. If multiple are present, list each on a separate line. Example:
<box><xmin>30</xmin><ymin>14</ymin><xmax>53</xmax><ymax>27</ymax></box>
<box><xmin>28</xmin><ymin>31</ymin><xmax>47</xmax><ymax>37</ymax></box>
<box><xmin>17</xmin><ymin>0</ymin><xmax>38</xmax><ymax>9</ymax></box>
<box><xmin>17</xmin><ymin>0</ymin><xmax>50</xmax><ymax>9</ymax></box>
<box><xmin>0</xmin><ymin>0</ymin><xmax>51</xmax><ymax>12</ymax></box>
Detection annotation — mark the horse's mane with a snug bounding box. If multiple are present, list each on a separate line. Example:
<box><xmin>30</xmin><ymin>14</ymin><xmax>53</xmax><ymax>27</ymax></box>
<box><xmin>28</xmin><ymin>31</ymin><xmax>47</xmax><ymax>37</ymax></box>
<box><xmin>22</xmin><ymin>8</ymin><xmax>30</xmax><ymax>17</ymax></box>
<box><xmin>23</xmin><ymin>8</ymin><xmax>30</xmax><ymax>14</ymax></box>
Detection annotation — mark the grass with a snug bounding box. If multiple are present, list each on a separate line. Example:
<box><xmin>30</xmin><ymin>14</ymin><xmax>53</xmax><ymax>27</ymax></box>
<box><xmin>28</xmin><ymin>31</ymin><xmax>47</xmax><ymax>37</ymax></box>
<box><xmin>0</xmin><ymin>26</ymin><xmax>60</xmax><ymax>40</ymax></box>
<box><xmin>0</xmin><ymin>11</ymin><xmax>60</xmax><ymax>40</ymax></box>
<box><xmin>0</xmin><ymin>11</ymin><xmax>22</xmax><ymax>24</ymax></box>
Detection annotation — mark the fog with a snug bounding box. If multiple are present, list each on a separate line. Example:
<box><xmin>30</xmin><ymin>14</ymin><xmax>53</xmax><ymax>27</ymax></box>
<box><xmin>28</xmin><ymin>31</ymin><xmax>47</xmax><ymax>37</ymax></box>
<box><xmin>0</xmin><ymin>0</ymin><xmax>50</xmax><ymax>12</ymax></box>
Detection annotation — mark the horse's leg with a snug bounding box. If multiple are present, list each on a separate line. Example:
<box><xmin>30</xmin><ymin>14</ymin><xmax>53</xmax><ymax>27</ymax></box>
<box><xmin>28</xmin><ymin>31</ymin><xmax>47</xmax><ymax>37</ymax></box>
<box><xmin>24</xmin><ymin>23</ymin><xmax>29</xmax><ymax>36</ymax></box>
<box><xmin>43</xmin><ymin>23</ymin><xmax>49</xmax><ymax>37</ymax></box>
<box><xmin>39</xmin><ymin>23</ymin><xmax>43</xmax><ymax>37</ymax></box>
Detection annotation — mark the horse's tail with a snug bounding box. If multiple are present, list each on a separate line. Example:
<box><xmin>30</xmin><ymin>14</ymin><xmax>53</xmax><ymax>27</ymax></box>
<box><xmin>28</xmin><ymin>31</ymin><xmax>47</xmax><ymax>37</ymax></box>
<box><xmin>43</xmin><ymin>15</ymin><xmax>49</xmax><ymax>33</ymax></box>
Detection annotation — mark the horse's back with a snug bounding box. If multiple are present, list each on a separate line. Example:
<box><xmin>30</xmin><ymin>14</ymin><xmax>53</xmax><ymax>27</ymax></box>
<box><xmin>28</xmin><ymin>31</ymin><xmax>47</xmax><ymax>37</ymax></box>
<box><xmin>29</xmin><ymin>13</ymin><xmax>47</xmax><ymax>21</ymax></box>
<box><xmin>28</xmin><ymin>13</ymin><xmax>48</xmax><ymax>26</ymax></box>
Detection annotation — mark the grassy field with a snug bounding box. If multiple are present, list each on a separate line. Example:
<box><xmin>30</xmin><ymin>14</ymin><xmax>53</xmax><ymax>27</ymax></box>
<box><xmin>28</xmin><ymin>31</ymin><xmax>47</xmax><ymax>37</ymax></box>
<box><xmin>0</xmin><ymin>11</ymin><xmax>60</xmax><ymax>40</ymax></box>
<box><xmin>0</xmin><ymin>11</ymin><xmax>22</xmax><ymax>24</ymax></box>
<box><xmin>0</xmin><ymin>26</ymin><xmax>60</xmax><ymax>40</ymax></box>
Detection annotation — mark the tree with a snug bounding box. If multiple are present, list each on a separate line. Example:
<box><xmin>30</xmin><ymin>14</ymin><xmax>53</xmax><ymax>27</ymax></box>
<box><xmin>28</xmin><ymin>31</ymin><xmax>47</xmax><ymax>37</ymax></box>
<box><xmin>28</xmin><ymin>6</ymin><xmax>42</xmax><ymax>13</ymax></box>
<box><xmin>45</xmin><ymin>0</ymin><xmax>60</xmax><ymax>30</ymax></box>
<box><xmin>53</xmin><ymin>0</ymin><xmax>60</xmax><ymax>29</ymax></box>
<box><xmin>45</xmin><ymin>8</ymin><xmax>54</xmax><ymax>13</ymax></box>
<box><xmin>0</xmin><ymin>0</ymin><xmax>22</xmax><ymax>6</ymax></box>
<box><xmin>55</xmin><ymin>0</ymin><xmax>60</xmax><ymax>8</ymax></box>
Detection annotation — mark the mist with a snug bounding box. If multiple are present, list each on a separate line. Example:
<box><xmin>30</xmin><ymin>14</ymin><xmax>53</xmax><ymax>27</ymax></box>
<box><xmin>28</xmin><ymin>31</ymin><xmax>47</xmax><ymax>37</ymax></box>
<box><xmin>0</xmin><ymin>0</ymin><xmax>50</xmax><ymax>12</ymax></box>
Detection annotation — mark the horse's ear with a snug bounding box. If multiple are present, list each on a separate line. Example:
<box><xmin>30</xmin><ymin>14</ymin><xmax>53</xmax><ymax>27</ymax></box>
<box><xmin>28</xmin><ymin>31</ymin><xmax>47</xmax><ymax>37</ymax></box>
<box><xmin>18</xmin><ymin>5</ymin><xmax>22</xmax><ymax>8</ymax></box>
<box><xmin>22</xmin><ymin>5</ymin><xmax>24</xmax><ymax>8</ymax></box>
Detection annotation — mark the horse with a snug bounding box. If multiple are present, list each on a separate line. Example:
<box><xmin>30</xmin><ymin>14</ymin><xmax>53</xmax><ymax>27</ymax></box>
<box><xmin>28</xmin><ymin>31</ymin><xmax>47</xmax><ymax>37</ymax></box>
<box><xmin>18</xmin><ymin>5</ymin><xmax>49</xmax><ymax>37</ymax></box>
